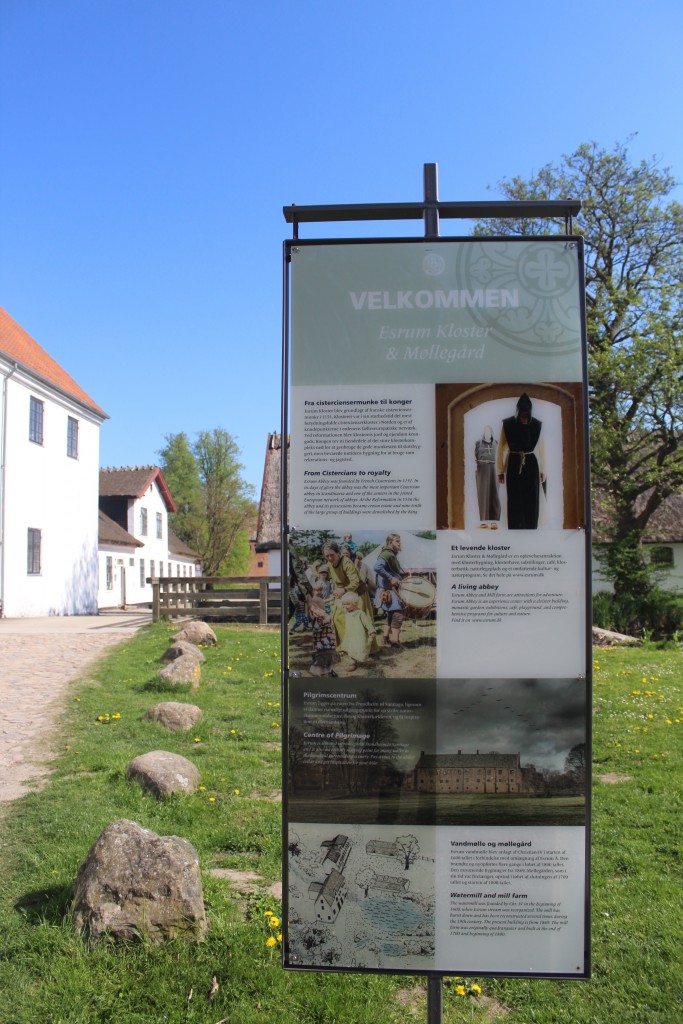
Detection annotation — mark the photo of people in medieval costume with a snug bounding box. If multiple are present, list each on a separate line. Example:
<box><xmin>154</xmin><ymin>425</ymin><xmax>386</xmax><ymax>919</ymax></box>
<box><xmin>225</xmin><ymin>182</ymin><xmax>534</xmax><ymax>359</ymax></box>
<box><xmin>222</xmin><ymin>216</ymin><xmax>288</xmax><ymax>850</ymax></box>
<box><xmin>288</xmin><ymin>529</ymin><xmax>437</xmax><ymax>679</ymax></box>
<box><xmin>435</xmin><ymin>382</ymin><xmax>587</xmax><ymax>532</ymax></box>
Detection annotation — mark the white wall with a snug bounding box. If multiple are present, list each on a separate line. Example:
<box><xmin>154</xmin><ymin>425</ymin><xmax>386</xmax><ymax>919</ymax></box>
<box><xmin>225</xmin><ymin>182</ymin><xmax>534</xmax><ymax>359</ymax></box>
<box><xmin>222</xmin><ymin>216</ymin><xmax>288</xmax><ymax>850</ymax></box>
<box><xmin>1</xmin><ymin>369</ymin><xmax>102</xmax><ymax>616</ymax></box>
<box><xmin>97</xmin><ymin>482</ymin><xmax>197</xmax><ymax>610</ymax></box>
<box><xmin>98</xmin><ymin>546</ymin><xmax>138</xmax><ymax>609</ymax></box>
<box><xmin>591</xmin><ymin>543</ymin><xmax>683</xmax><ymax>594</ymax></box>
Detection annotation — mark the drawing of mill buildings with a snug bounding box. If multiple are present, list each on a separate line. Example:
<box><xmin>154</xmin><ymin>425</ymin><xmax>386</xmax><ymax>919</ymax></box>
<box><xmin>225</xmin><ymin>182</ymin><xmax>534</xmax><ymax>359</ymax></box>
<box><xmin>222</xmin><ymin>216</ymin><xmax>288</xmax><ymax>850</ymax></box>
<box><xmin>287</xmin><ymin>825</ymin><xmax>436</xmax><ymax>970</ymax></box>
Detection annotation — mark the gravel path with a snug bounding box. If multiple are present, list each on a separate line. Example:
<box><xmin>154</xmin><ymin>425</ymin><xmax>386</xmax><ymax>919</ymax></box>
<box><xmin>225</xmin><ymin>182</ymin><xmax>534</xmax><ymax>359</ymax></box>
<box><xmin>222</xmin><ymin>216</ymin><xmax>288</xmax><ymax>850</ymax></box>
<box><xmin>0</xmin><ymin>611</ymin><xmax>151</xmax><ymax>803</ymax></box>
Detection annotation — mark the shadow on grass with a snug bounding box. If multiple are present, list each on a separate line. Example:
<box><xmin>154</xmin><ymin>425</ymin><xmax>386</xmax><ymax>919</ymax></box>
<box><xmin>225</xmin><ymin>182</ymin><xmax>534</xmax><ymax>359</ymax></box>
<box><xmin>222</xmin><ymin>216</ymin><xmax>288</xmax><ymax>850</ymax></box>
<box><xmin>15</xmin><ymin>885</ymin><xmax>71</xmax><ymax>926</ymax></box>
<box><xmin>137</xmin><ymin>678</ymin><xmax>194</xmax><ymax>695</ymax></box>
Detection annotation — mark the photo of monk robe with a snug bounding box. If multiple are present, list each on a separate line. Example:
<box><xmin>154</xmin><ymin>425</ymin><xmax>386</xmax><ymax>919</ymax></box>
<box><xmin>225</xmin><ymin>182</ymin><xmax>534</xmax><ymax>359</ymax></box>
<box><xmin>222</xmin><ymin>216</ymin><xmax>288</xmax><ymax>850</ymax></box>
<box><xmin>435</xmin><ymin>382</ymin><xmax>586</xmax><ymax>532</ymax></box>
<box><xmin>497</xmin><ymin>392</ymin><xmax>546</xmax><ymax>530</ymax></box>
<box><xmin>474</xmin><ymin>425</ymin><xmax>501</xmax><ymax>529</ymax></box>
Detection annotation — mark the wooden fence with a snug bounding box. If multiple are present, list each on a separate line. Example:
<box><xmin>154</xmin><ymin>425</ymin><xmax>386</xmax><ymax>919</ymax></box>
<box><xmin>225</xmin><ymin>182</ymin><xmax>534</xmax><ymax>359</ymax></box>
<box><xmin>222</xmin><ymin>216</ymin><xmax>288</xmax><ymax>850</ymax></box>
<box><xmin>150</xmin><ymin>576</ymin><xmax>282</xmax><ymax>624</ymax></box>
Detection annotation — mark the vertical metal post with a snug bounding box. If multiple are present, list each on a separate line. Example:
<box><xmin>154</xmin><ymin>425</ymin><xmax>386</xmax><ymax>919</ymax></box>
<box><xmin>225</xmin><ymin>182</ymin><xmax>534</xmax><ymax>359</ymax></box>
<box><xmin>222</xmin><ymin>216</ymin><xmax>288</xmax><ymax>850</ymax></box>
<box><xmin>427</xmin><ymin>975</ymin><xmax>443</xmax><ymax>1024</ymax></box>
<box><xmin>423</xmin><ymin>163</ymin><xmax>440</xmax><ymax>238</ymax></box>
<box><xmin>425</xmin><ymin>164</ymin><xmax>442</xmax><ymax>1024</ymax></box>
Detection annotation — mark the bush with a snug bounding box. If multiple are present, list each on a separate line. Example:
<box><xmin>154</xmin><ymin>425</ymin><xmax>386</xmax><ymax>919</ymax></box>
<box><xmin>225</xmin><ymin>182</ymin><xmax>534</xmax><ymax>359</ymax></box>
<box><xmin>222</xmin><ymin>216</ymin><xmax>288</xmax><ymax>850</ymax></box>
<box><xmin>593</xmin><ymin>588</ymin><xmax>683</xmax><ymax>639</ymax></box>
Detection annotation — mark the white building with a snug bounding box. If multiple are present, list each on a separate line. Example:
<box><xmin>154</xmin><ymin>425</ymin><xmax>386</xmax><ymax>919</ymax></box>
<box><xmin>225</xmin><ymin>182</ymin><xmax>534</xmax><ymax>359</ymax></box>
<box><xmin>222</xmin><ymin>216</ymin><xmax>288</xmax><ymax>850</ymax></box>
<box><xmin>98</xmin><ymin>466</ymin><xmax>200</xmax><ymax>608</ymax></box>
<box><xmin>0</xmin><ymin>307</ymin><xmax>107</xmax><ymax>617</ymax></box>
<box><xmin>592</xmin><ymin>492</ymin><xmax>683</xmax><ymax>593</ymax></box>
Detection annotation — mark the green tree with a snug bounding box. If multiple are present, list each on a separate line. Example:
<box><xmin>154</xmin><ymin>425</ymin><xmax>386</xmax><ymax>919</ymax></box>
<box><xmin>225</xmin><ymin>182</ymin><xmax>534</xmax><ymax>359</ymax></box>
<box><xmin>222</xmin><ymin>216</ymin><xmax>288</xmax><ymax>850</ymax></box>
<box><xmin>158</xmin><ymin>432</ymin><xmax>203</xmax><ymax>546</ymax></box>
<box><xmin>476</xmin><ymin>140</ymin><xmax>683</xmax><ymax>594</ymax></box>
<box><xmin>159</xmin><ymin>428</ymin><xmax>256</xmax><ymax>576</ymax></box>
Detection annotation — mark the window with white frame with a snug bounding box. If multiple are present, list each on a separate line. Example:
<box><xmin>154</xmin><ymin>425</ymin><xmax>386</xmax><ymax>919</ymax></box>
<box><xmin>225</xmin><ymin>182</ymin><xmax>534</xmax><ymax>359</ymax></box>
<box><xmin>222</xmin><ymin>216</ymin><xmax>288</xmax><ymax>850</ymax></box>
<box><xmin>67</xmin><ymin>416</ymin><xmax>79</xmax><ymax>458</ymax></box>
<box><xmin>29</xmin><ymin>397</ymin><xmax>44</xmax><ymax>444</ymax></box>
<box><xmin>27</xmin><ymin>528</ymin><xmax>41</xmax><ymax>574</ymax></box>
<box><xmin>156</xmin><ymin>512</ymin><xmax>163</xmax><ymax>539</ymax></box>
<box><xmin>140</xmin><ymin>507</ymin><xmax>148</xmax><ymax>536</ymax></box>
<box><xmin>106</xmin><ymin>556</ymin><xmax>113</xmax><ymax>590</ymax></box>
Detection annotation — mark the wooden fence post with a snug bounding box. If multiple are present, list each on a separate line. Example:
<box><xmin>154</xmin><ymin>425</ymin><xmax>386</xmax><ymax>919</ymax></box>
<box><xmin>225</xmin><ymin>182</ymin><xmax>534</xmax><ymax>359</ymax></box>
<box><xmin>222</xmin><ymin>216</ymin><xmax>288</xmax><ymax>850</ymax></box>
<box><xmin>152</xmin><ymin>581</ymin><xmax>160</xmax><ymax>622</ymax></box>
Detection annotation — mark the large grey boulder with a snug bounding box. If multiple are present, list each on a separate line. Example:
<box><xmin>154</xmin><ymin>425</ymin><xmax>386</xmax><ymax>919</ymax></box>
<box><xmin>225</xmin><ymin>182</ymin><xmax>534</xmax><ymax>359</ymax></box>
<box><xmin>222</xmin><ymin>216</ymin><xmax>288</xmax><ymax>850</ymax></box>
<box><xmin>592</xmin><ymin>626</ymin><xmax>640</xmax><ymax>647</ymax></box>
<box><xmin>159</xmin><ymin>654</ymin><xmax>201</xmax><ymax>688</ymax></box>
<box><xmin>162</xmin><ymin>640</ymin><xmax>206</xmax><ymax>664</ymax></box>
<box><xmin>72</xmin><ymin>819</ymin><xmax>207</xmax><ymax>942</ymax></box>
<box><xmin>171</xmin><ymin>622</ymin><xmax>217</xmax><ymax>646</ymax></box>
<box><xmin>127</xmin><ymin>750</ymin><xmax>200</xmax><ymax>798</ymax></box>
<box><xmin>145</xmin><ymin>702</ymin><xmax>203</xmax><ymax>733</ymax></box>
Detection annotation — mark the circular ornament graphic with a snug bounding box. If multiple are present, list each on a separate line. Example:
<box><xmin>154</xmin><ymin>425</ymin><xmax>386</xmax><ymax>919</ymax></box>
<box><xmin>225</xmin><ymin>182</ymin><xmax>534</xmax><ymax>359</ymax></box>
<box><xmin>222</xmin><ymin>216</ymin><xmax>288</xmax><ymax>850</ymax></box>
<box><xmin>452</xmin><ymin>241</ymin><xmax>581</xmax><ymax>356</ymax></box>
<box><xmin>422</xmin><ymin>252</ymin><xmax>445</xmax><ymax>276</ymax></box>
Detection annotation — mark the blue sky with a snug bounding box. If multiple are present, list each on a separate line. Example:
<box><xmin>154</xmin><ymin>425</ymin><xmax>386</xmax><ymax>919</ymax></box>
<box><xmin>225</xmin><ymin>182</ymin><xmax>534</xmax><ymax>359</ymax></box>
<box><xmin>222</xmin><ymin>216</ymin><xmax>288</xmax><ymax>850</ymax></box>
<box><xmin>2</xmin><ymin>0</ymin><xmax>681</xmax><ymax>494</ymax></box>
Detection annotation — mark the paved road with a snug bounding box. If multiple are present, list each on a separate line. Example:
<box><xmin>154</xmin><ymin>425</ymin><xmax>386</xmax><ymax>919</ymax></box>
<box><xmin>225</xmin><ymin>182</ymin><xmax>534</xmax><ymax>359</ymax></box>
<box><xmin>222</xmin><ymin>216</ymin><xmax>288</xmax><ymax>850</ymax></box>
<box><xmin>0</xmin><ymin>610</ymin><xmax>152</xmax><ymax>803</ymax></box>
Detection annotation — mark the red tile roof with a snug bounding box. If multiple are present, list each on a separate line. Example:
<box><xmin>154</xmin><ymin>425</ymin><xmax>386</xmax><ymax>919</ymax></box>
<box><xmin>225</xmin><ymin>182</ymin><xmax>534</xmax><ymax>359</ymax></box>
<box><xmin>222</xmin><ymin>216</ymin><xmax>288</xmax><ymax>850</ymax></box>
<box><xmin>0</xmin><ymin>307</ymin><xmax>107</xmax><ymax>417</ymax></box>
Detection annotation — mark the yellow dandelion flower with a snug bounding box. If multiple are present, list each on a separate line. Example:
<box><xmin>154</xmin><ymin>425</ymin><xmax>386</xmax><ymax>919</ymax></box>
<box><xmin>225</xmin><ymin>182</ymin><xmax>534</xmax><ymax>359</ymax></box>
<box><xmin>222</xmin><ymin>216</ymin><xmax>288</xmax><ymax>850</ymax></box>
<box><xmin>65</xmin><ymin>745</ymin><xmax>71</xmax><ymax>750</ymax></box>
<box><xmin>455</xmin><ymin>985</ymin><xmax>466</xmax><ymax>996</ymax></box>
<box><xmin>227</xmin><ymin>666</ymin><xmax>232</xmax><ymax>671</ymax></box>
<box><xmin>233</xmin><ymin>789</ymin><xmax>240</xmax><ymax>795</ymax></box>
<box><xmin>230</xmin><ymin>729</ymin><xmax>236</xmax><ymax>734</ymax></box>
<box><xmin>264</xmin><ymin>911</ymin><xmax>273</xmax><ymax>917</ymax></box>
<box><xmin>277</xmin><ymin>933</ymin><xmax>282</xmax><ymax>942</ymax></box>
<box><xmin>209</xmin><ymin>796</ymin><xmax>216</xmax><ymax>803</ymax></box>
<box><xmin>198</xmin><ymin>786</ymin><xmax>206</xmax><ymax>791</ymax></box>
<box><xmin>194</xmin><ymin>737</ymin><xmax>201</xmax><ymax>743</ymax></box>
<box><xmin>270</xmin><ymin>917</ymin><xmax>280</xmax><ymax>928</ymax></box>
<box><xmin>266</xmin><ymin>936</ymin><xmax>277</xmax><ymax>947</ymax></box>
<box><xmin>471</xmin><ymin>984</ymin><xmax>481</xmax><ymax>994</ymax></box>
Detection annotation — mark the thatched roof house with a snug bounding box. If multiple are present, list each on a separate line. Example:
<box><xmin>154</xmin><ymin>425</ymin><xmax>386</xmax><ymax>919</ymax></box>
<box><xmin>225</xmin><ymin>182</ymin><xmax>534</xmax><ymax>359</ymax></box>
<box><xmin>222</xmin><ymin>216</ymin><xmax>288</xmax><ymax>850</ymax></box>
<box><xmin>254</xmin><ymin>433</ymin><xmax>288</xmax><ymax>577</ymax></box>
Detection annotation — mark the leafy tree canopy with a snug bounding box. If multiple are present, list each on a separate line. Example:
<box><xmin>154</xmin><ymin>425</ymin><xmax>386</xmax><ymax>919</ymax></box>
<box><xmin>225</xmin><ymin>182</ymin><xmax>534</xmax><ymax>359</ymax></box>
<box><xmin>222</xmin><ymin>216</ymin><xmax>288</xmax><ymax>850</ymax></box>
<box><xmin>159</xmin><ymin>428</ymin><xmax>256</xmax><ymax>576</ymax></box>
<box><xmin>476</xmin><ymin>140</ymin><xmax>683</xmax><ymax>593</ymax></box>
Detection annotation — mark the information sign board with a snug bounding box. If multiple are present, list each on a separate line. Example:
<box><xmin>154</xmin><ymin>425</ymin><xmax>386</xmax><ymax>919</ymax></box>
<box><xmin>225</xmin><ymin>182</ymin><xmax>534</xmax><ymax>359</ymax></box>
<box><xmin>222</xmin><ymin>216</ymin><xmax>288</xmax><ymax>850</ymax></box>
<box><xmin>283</xmin><ymin>238</ymin><xmax>591</xmax><ymax>977</ymax></box>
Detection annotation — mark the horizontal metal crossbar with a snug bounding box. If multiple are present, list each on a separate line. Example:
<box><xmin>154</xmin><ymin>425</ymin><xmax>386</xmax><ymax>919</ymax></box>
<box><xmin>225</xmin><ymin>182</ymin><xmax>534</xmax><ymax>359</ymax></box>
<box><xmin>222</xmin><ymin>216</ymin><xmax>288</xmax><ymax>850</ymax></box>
<box><xmin>283</xmin><ymin>199</ymin><xmax>581</xmax><ymax>224</ymax></box>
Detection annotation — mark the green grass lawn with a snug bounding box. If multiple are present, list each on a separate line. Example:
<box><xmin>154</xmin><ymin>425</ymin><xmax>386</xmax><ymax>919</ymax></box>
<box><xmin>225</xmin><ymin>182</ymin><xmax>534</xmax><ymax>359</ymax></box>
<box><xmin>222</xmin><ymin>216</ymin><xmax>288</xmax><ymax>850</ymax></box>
<box><xmin>0</xmin><ymin>626</ymin><xmax>681</xmax><ymax>1023</ymax></box>
<box><xmin>288</xmin><ymin>792</ymin><xmax>585</xmax><ymax>826</ymax></box>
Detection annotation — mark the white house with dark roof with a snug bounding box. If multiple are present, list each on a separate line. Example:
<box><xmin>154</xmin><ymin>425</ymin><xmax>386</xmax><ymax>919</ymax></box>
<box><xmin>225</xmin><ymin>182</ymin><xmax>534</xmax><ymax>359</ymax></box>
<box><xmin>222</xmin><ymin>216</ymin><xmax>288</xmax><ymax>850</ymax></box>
<box><xmin>592</xmin><ymin>491</ymin><xmax>683</xmax><ymax>593</ymax></box>
<box><xmin>0</xmin><ymin>307</ymin><xmax>107</xmax><ymax>617</ymax></box>
<box><xmin>98</xmin><ymin>466</ymin><xmax>200</xmax><ymax>608</ymax></box>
